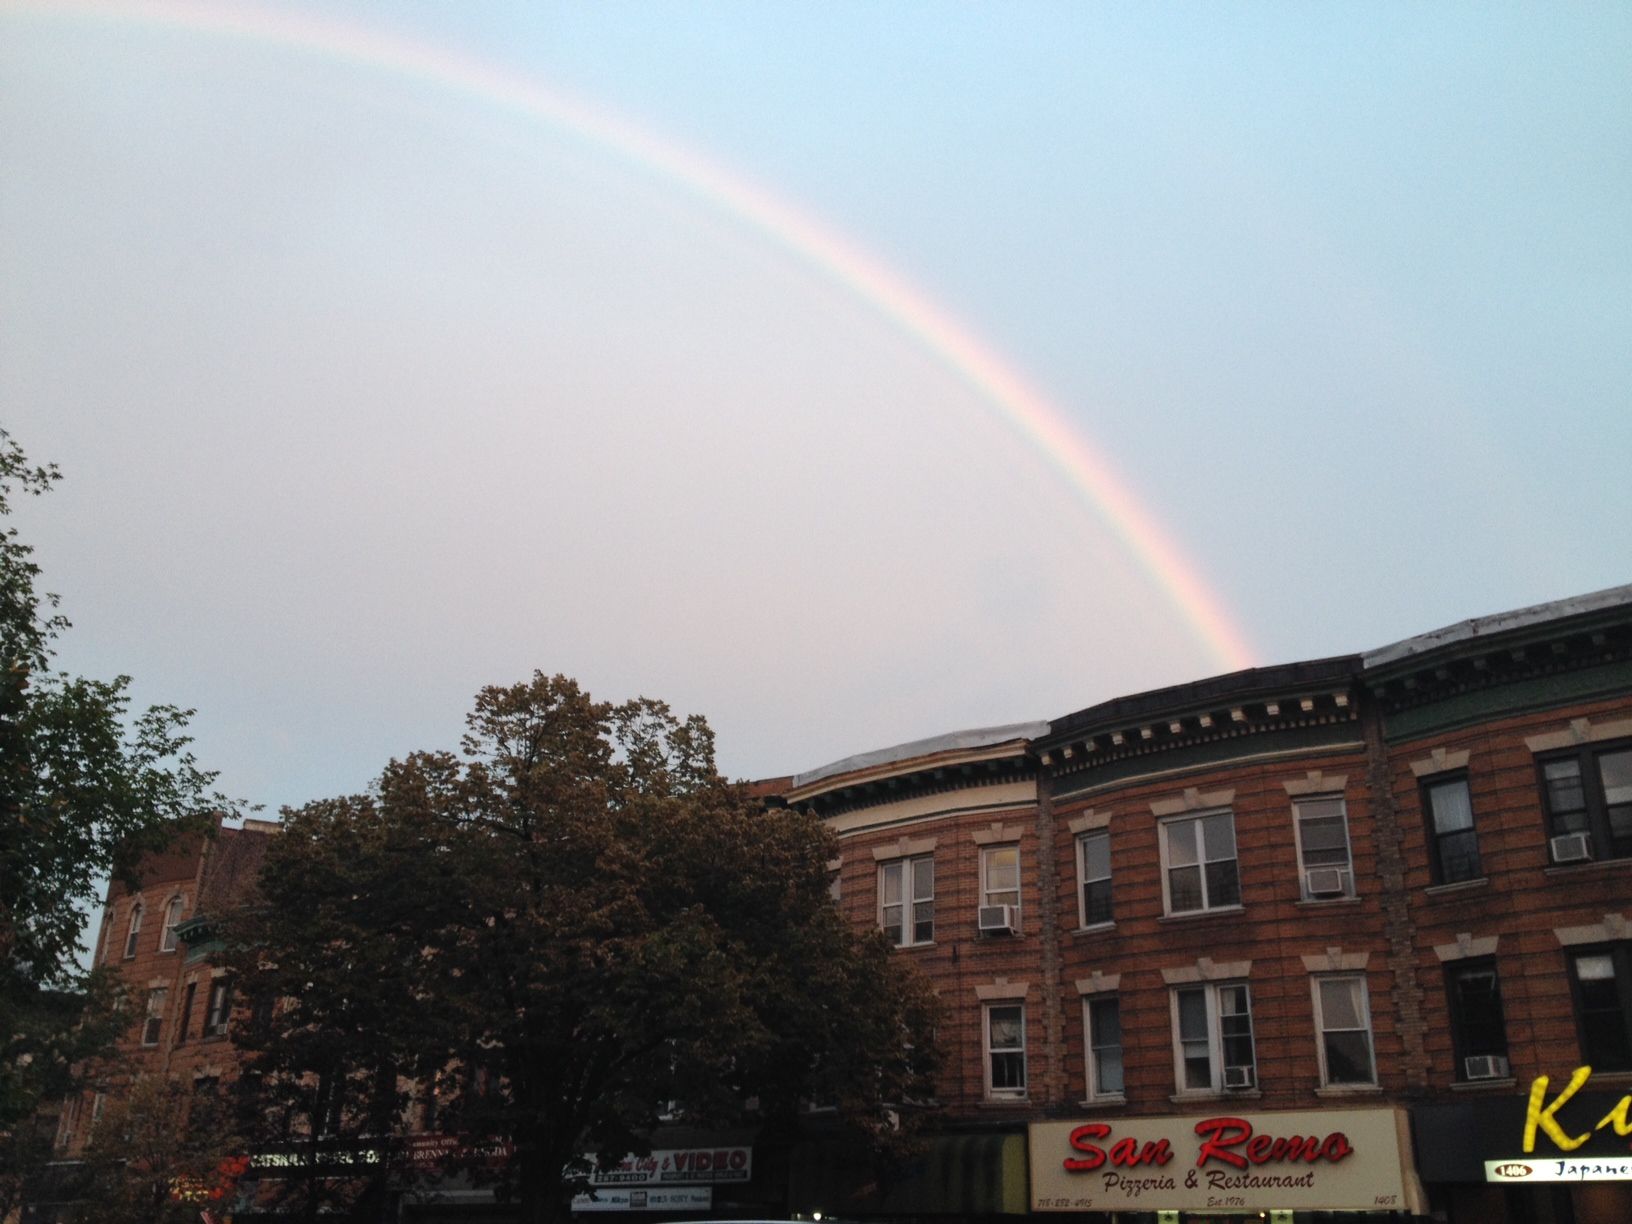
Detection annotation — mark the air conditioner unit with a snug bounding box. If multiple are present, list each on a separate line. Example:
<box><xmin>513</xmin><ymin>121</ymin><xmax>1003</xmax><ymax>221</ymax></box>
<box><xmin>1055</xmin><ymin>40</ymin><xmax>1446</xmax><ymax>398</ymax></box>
<box><xmin>1222</xmin><ymin>1065</ymin><xmax>1256</xmax><ymax>1090</ymax></box>
<box><xmin>1550</xmin><ymin>832</ymin><xmax>1593</xmax><ymax>864</ymax></box>
<box><xmin>978</xmin><ymin>904</ymin><xmax>1018</xmax><ymax>935</ymax></box>
<box><xmin>1304</xmin><ymin>867</ymin><xmax>1350</xmax><ymax>897</ymax></box>
<box><xmin>1464</xmin><ymin>1054</ymin><xmax>1510</xmax><ymax>1081</ymax></box>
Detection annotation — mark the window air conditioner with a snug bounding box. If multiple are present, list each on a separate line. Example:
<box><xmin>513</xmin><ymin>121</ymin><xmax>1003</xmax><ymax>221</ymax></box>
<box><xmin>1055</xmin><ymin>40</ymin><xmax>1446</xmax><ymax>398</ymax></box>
<box><xmin>1222</xmin><ymin>1065</ymin><xmax>1255</xmax><ymax>1090</ymax></box>
<box><xmin>978</xmin><ymin>904</ymin><xmax>1018</xmax><ymax>935</ymax></box>
<box><xmin>1550</xmin><ymin>833</ymin><xmax>1592</xmax><ymax>864</ymax></box>
<box><xmin>1304</xmin><ymin>867</ymin><xmax>1350</xmax><ymax>897</ymax></box>
<box><xmin>1464</xmin><ymin>1054</ymin><xmax>1510</xmax><ymax>1081</ymax></box>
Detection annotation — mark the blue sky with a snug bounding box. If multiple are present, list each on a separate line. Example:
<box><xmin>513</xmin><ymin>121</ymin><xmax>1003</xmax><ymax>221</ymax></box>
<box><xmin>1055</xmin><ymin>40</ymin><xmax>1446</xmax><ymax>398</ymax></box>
<box><xmin>2</xmin><ymin>1</ymin><xmax>1628</xmax><ymax>811</ymax></box>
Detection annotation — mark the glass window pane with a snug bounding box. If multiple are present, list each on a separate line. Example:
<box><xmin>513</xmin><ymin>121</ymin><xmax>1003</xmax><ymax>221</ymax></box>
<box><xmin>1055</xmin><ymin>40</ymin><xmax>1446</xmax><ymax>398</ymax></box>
<box><xmin>1428</xmin><ymin>780</ymin><xmax>1474</xmax><ymax>833</ymax></box>
<box><xmin>881</xmin><ymin>864</ymin><xmax>902</xmax><ymax>906</ymax></box>
<box><xmin>1178</xmin><ymin>989</ymin><xmax>1208</xmax><ymax>1040</ymax></box>
<box><xmin>1545</xmin><ymin>760</ymin><xmax>1586</xmax><ymax>815</ymax></box>
<box><xmin>1204</xmin><ymin>859</ymin><xmax>1240</xmax><ymax>907</ymax></box>
<box><xmin>912</xmin><ymin>902</ymin><xmax>933</xmax><ymax>944</ymax></box>
<box><xmin>1168</xmin><ymin>864</ymin><xmax>1202</xmax><ymax>912</ymax></box>
<box><xmin>1095</xmin><ymin>1047</ymin><xmax>1124</xmax><ymax>1094</ymax></box>
<box><xmin>1577</xmin><ymin>954</ymin><xmax>1616</xmax><ymax>981</ymax></box>
<box><xmin>1320</xmin><ymin>978</ymin><xmax>1363</xmax><ymax>1029</ymax></box>
<box><xmin>1084</xmin><ymin>879</ymin><xmax>1112</xmax><ymax>926</ymax></box>
<box><xmin>1324</xmin><ymin>1031</ymin><xmax>1374</xmax><ymax>1083</ymax></box>
<box><xmin>989</xmin><ymin>1007</ymin><xmax>1022</xmax><ymax>1048</ymax></box>
<box><xmin>1081</xmin><ymin>833</ymin><xmax>1110</xmax><ymax>879</ymax></box>
<box><xmin>912</xmin><ymin>857</ymin><xmax>934</xmax><ymax>901</ymax></box>
<box><xmin>1202</xmin><ymin>813</ymin><xmax>1236</xmax><ymax>859</ymax></box>
<box><xmin>1600</xmin><ymin>751</ymin><xmax>1632</xmax><ymax>806</ymax></box>
<box><xmin>1166</xmin><ymin>819</ymin><xmax>1198</xmax><ymax>866</ymax></box>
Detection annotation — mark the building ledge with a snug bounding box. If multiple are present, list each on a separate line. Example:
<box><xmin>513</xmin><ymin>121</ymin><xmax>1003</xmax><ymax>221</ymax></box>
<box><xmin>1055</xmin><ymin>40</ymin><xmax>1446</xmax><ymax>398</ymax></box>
<box><xmin>1544</xmin><ymin>856</ymin><xmax>1632</xmax><ymax>880</ymax></box>
<box><xmin>1424</xmin><ymin>877</ymin><xmax>1490</xmax><ymax>898</ymax></box>
<box><xmin>1450</xmin><ymin>1077</ymin><xmax>1517</xmax><ymax>1092</ymax></box>
<box><xmin>1159</xmin><ymin>905</ymin><xmax>1245</xmax><ymax>925</ymax></box>
<box><xmin>1315</xmin><ymin>1083</ymin><xmax>1383</xmax><ymax>1098</ymax></box>
<box><xmin>1070</xmin><ymin>921</ymin><xmax>1116</xmax><ymax>937</ymax></box>
<box><xmin>1294</xmin><ymin>896</ymin><xmax>1362</xmax><ymax>910</ymax></box>
<box><xmin>1170</xmin><ymin>1089</ymin><xmax>1262</xmax><ymax>1105</ymax></box>
<box><xmin>1075</xmin><ymin>1095</ymin><xmax>1127</xmax><ymax>1109</ymax></box>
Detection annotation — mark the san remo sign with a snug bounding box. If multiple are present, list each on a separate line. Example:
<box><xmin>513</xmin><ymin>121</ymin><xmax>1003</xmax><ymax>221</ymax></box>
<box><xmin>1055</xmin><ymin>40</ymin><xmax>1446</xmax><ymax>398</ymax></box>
<box><xmin>1029</xmin><ymin>1108</ymin><xmax>1425</xmax><ymax>1215</ymax></box>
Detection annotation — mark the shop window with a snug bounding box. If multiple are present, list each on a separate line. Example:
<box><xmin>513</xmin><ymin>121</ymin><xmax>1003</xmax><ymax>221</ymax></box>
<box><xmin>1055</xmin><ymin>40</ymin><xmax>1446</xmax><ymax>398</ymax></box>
<box><xmin>1083</xmin><ymin>995</ymin><xmax>1123</xmax><ymax>1100</ymax></box>
<box><xmin>1294</xmin><ymin>796</ymin><xmax>1354</xmax><ymax>899</ymax></box>
<box><xmin>1172</xmin><ymin>982</ymin><xmax>1255</xmax><ymax>1093</ymax></box>
<box><xmin>1077</xmin><ymin>830</ymin><xmax>1112</xmax><ymax>927</ymax></box>
<box><xmin>984</xmin><ymin>1003</ymin><xmax>1027</xmax><ymax>1100</ymax></box>
<box><xmin>1569</xmin><ymin>946</ymin><xmax>1632</xmax><ymax>1071</ymax></box>
<box><xmin>205</xmin><ymin>980</ymin><xmax>233</xmax><ymax>1037</ymax></box>
<box><xmin>1160</xmin><ymin>811</ymin><xmax>1240</xmax><ymax>915</ymax></box>
<box><xmin>1540</xmin><ymin>743</ymin><xmax>1632</xmax><ymax>863</ymax></box>
<box><xmin>160</xmin><ymin>895</ymin><xmax>185</xmax><ymax>952</ymax></box>
<box><xmin>141</xmin><ymin>987</ymin><xmax>168</xmax><ymax>1047</ymax></box>
<box><xmin>879</xmin><ymin>855</ymin><xmax>934</xmax><ymax>947</ymax></box>
<box><xmin>124</xmin><ymin>902</ymin><xmax>143</xmax><ymax>959</ymax></box>
<box><xmin>1422</xmin><ymin>776</ymin><xmax>1481</xmax><ymax>884</ymax></box>
<box><xmin>1446</xmin><ymin>960</ymin><xmax>1510</xmax><ymax>1080</ymax></box>
<box><xmin>1313</xmin><ymin>975</ymin><xmax>1377</xmax><ymax>1086</ymax></box>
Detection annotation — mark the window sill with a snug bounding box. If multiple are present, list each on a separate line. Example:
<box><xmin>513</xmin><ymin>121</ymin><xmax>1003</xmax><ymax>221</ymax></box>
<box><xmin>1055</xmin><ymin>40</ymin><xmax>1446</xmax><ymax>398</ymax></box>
<box><xmin>1160</xmin><ymin>905</ymin><xmax>1245</xmax><ymax>924</ymax></box>
<box><xmin>1295</xmin><ymin>895</ymin><xmax>1361</xmax><ymax>908</ymax></box>
<box><xmin>1071</xmin><ymin>921</ymin><xmax>1116</xmax><ymax>936</ymax></box>
<box><xmin>1315</xmin><ymin>1083</ymin><xmax>1382</xmax><ymax>1098</ymax></box>
<box><xmin>1424</xmin><ymin>877</ymin><xmax>1489</xmax><ymax>897</ymax></box>
<box><xmin>1450</xmin><ymin>1077</ymin><xmax>1517</xmax><ymax>1092</ymax></box>
<box><xmin>1076</xmin><ymin>1094</ymin><xmax>1127</xmax><ymax>1109</ymax></box>
<box><xmin>978</xmin><ymin>1097</ymin><xmax>1029</xmax><ymax>1108</ymax></box>
<box><xmin>1170</xmin><ymin>1089</ymin><xmax>1261</xmax><ymax>1104</ymax></box>
<box><xmin>1544</xmin><ymin>856</ymin><xmax>1632</xmax><ymax>879</ymax></box>
<box><xmin>889</xmin><ymin>941</ymin><xmax>936</xmax><ymax>952</ymax></box>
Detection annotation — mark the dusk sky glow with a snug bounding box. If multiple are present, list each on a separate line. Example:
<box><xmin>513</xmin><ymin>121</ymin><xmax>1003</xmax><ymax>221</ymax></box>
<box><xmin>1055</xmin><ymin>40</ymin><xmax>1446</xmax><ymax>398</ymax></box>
<box><xmin>2</xmin><ymin>1</ymin><xmax>1628</xmax><ymax>812</ymax></box>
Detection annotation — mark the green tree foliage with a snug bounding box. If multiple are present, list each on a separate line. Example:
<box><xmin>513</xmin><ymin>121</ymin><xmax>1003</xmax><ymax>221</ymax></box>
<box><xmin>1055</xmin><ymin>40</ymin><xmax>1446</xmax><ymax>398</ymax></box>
<box><xmin>226</xmin><ymin>674</ymin><xmax>941</xmax><ymax>1224</ymax></box>
<box><xmin>0</xmin><ymin>429</ymin><xmax>233</xmax><ymax>1138</ymax></box>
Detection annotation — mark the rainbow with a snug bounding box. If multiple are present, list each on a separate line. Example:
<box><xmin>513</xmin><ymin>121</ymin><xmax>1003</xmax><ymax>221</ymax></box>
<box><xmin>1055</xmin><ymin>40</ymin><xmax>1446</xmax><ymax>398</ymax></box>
<box><xmin>9</xmin><ymin>0</ymin><xmax>1258</xmax><ymax>672</ymax></box>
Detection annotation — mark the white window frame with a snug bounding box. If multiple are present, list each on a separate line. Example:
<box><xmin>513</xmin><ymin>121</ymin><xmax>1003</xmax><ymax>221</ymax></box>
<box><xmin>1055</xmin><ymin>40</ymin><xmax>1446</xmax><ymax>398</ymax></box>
<box><xmin>123</xmin><ymin>902</ymin><xmax>143</xmax><ymax>959</ymax></box>
<box><xmin>1311</xmin><ymin>974</ymin><xmax>1378</xmax><ymax>1086</ymax></box>
<box><xmin>1082</xmin><ymin>994</ymin><xmax>1125</xmax><ymax>1101</ymax></box>
<box><xmin>141</xmin><ymin>987</ymin><xmax>167</xmax><ymax>1047</ymax></box>
<box><xmin>980</xmin><ymin>844</ymin><xmax>1021</xmax><ymax>913</ymax></box>
<box><xmin>1158</xmin><ymin>810</ymin><xmax>1241</xmax><ymax>916</ymax></box>
<box><xmin>984</xmin><ymin>1002</ymin><xmax>1027</xmax><ymax>1100</ymax></box>
<box><xmin>878</xmin><ymin>855</ymin><xmax>934</xmax><ymax>948</ymax></box>
<box><xmin>1292</xmin><ymin>796</ymin><xmax>1355</xmax><ymax>900</ymax></box>
<box><xmin>204</xmin><ymin>980</ymin><xmax>232</xmax><ymax>1037</ymax></box>
<box><xmin>1076</xmin><ymin>830</ymin><xmax>1113</xmax><ymax>928</ymax></box>
<box><xmin>1171</xmin><ymin>981</ymin><xmax>1256</xmax><ymax>1095</ymax></box>
<box><xmin>160</xmin><ymin>894</ymin><xmax>185</xmax><ymax>952</ymax></box>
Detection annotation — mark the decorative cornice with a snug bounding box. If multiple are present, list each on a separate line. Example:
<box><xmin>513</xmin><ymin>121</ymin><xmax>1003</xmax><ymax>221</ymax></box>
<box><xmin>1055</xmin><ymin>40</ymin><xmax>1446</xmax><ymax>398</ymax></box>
<box><xmin>1556</xmin><ymin>913</ymin><xmax>1631</xmax><ymax>946</ymax></box>
<box><xmin>1301</xmin><ymin>948</ymin><xmax>1372</xmax><ymax>973</ymax></box>
<box><xmin>1283</xmin><ymin>770</ymin><xmax>1348</xmax><ymax>797</ymax></box>
<box><xmin>1075</xmin><ymin>971</ymin><xmax>1120</xmax><ymax>995</ymax></box>
<box><xmin>1410</xmin><ymin>747</ymin><xmax>1471</xmax><ymax>778</ymax></box>
<box><xmin>872</xmin><ymin>836</ymin><xmax>936</xmax><ymax>861</ymax></box>
<box><xmin>1526</xmin><ymin>716</ymin><xmax>1632</xmax><ymax>754</ymax></box>
<box><xmin>1433</xmin><ymin>933</ymin><xmax>1499</xmax><ymax>962</ymax></box>
<box><xmin>970</xmin><ymin>821</ymin><xmax>1024</xmax><ymax>845</ymax></box>
<box><xmin>975</xmin><ymin>977</ymin><xmax>1031</xmax><ymax>1001</ymax></box>
<box><xmin>1067</xmin><ymin>809</ymin><xmax>1112</xmax><ymax>834</ymax></box>
<box><xmin>1151</xmin><ymin>787</ymin><xmax>1235</xmax><ymax>817</ymax></box>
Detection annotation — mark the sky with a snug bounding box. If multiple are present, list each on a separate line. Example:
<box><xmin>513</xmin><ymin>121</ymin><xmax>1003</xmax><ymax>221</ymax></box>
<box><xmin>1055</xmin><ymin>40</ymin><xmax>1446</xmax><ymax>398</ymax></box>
<box><xmin>1</xmin><ymin>0</ymin><xmax>1628</xmax><ymax>814</ymax></box>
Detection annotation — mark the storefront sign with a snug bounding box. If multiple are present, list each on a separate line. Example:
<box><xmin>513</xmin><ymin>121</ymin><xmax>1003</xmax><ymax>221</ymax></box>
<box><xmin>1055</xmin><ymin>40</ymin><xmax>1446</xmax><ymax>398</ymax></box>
<box><xmin>1487</xmin><ymin>1158</ymin><xmax>1632</xmax><ymax>1182</ymax></box>
<box><xmin>1030</xmin><ymin>1109</ymin><xmax>1418</xmax><ymax>1214</ymax></box>
<box><xmin>587</xmin><ymin>1146</ymin><xmax>752</xmax><ymax>1185</ymax></box>
<box><xmin>1520</xmin><ymin>1067</ymin><xmax>1632</xmax><ymax>1154</ymax></box>
<box><xmin>572</xmin><ymin>1186</ymin><xmax>715</xmax><ymax>1212</ymax></box>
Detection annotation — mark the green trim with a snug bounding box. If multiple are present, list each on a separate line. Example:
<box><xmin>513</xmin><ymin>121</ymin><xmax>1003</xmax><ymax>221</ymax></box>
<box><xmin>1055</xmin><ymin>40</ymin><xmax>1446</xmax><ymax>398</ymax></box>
<box><xmin>1382</xmin><ymin>660</ymin><xmax>1632</xmax><ymax>742</ymax></box>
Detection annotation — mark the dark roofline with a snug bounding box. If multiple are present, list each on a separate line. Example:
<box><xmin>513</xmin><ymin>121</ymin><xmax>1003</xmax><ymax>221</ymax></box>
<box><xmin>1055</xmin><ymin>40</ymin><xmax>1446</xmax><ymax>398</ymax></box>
<box><xmin>1041</xmin><ymin>655</ymin><xmax>1359</xmax><ymax>748</ymax></box>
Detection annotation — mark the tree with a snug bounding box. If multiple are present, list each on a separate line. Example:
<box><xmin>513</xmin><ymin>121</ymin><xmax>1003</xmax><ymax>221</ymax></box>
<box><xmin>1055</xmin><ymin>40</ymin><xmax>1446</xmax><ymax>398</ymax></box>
<box><xmin>225</xmin><ymin>674</ymin><xmax>941</xmax><ymax>1224</ymax></box>
<box><xmin>69</xmin><ymin>1075</ymin><xmax>246</xmax><ymax>1224</ymax></box>
<box><xmin>0</xmin><ymin>430</ymin><xmax>233</xmax><ymax>1170</ymax></box>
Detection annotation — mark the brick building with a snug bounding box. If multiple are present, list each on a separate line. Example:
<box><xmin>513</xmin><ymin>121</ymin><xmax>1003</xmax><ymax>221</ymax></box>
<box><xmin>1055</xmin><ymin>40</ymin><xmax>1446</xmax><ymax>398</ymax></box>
<box><xmin>781</xmin><ymin>585</ymin><xmax>1632</xmax><ymax>1224</ymax></box>
<box><xmin>52</xmin><ymin>817</ymin><xmax>277</xmax><ymax>1160</ymax></box>
<box><xmin>46</xmin><ymin>585</ymin><xmax>1632</xmax><ymax>1223</ymax></box>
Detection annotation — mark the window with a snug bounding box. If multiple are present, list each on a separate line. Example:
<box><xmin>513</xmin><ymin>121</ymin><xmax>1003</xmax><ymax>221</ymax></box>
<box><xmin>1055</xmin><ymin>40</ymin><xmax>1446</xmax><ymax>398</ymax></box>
<box><xmin>175</xmin><ymin>981</ymin><xmax>197</xmax><ymax>1046</ymax></box>
<box><xmin>1541</xmin><ymin>744</ymin><xmax>1632</xmax><ymax>862</ymax></box>
<box><xmin>1447</xmin><ymin>960</ymin><xmax>1509</xmax><ymax>1080</ymax></box>
<box><xmin>1423</xmin><ymin>776</ymin><xmax>1482</xmax><ymax>884</ymax></box>
<box><xmin>1313</xmin><ymin>976</ymin><xmax>1376</xmax><ymax>1086</ymax></box>
<box><xmin>1160</xmin><ymin>811</ymin><xmax>1240</xmax><ymax>914</ymax></box>
<box><xmin>160</xmin><ymin>895</ymin><xmax>185</xmax><ymax>952</ymax></box>
<box><xmin>879</xmin><ymin>856</ymin><xmax>934</xmax><ymax>947</ymax></box>
<box><xmin>1172</xmin><ymin>983</ymin><xmax>1255</xmax><ymax>1093</ymax></box>
<box><xmin>1083</xmin><ymin>996</ymin><xmax>1124</xmax><ymax>1100</ymax></box>
<box><xmin>124</xmin><ymin>902</ymin><xmax>143</xmax><ymax>959</ymax></box>
<box><xmin>205</xmin><ymin>980</ymin><xmax>232</xmax><ymax>1037</ymax></box>
<box><xmin>1294</xmin><ymin>797</ymin><xmax>1354</xmax><ymax>898</ymax></box>
<box><xmin>981</xmin><ymin>844</ymin><xmax>1020</xmax><ymax>911</ymax></box>
<box><xmin>1077</xmin><ymin>831</ymin><xmax>1112</xmax><ymax>927</ymax></box>
<box><xmin>141</xmin><ymin>988</ymin><xmax>168</xmax><ymax>1047</ymax></box>
<box><xmin>984</xmin><ymin>1003</ymin><xmax>1026</xmax><ymax>1099</ymax></box>
<box><xmin>1569</xmin><ymin>946</ymin><xmax>1632</xmax><ymax>1071</ymax></box>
